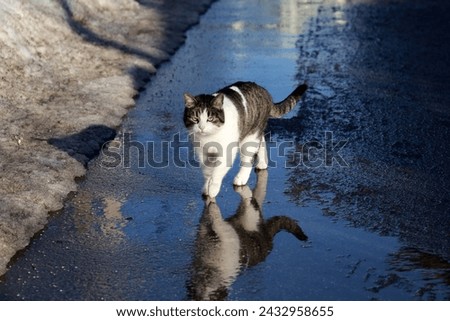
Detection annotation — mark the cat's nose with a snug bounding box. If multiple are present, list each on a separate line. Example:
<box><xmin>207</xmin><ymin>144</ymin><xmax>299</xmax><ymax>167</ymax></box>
<box><xmin>198</xmin><ymin>123</ymin><xmax>205</xmax><ymax>131</ymax></box>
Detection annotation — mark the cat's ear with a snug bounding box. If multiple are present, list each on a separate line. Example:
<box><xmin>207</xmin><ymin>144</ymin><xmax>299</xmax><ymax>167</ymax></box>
<box><xmin>184</xmin><ymin>93</ymin><xmax>197</xmax><ymax>109</ymax></box>
<box><xmin>212</xmin><ymin>93</ymin><xmax>224</xmax><ymax>110</ymax></box>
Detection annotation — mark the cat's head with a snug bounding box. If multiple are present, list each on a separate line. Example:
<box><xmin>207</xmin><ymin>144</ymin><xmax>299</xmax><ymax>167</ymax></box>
<box><xmin>183</xmin><ymin>93</ymin><xmax>225</xmax><ymax>135</ymax></box>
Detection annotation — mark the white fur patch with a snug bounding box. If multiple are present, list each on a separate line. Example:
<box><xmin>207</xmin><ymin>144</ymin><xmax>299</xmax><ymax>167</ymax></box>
<box><xmin>190</xmin><ymin>94</ymin><xmax>243</xmax><ymax>197</ymax></box>
<box><xmin>241</xmin><ymin>202</ymin><xmax>261</xmax><ymax>232</ymax></box>
<box><xmin>230</xmin><ymin>86</ymin><xmax>248</xmax><ymax>114</ymax></box>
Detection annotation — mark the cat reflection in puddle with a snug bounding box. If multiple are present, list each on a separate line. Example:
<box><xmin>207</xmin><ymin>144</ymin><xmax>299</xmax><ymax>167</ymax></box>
<box><xmin>187</xmin><ymin>169</ymin><xmax>308</xmax><ymax>300</ymax></box>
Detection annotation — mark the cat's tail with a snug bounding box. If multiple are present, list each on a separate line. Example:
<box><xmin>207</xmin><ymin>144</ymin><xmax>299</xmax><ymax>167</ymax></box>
<box><xmin>270</xmin><ymin>83</ymin><xmax>308</xmax><ymax>118</ymax></box>
<box><xmin>266</xmin><ymin>216</ymin><xmax>308</xmax><ymax>241</ymax></box>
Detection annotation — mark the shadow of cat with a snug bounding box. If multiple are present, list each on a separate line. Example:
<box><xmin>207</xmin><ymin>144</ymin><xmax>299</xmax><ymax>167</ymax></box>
<box><xmin>187</xmin><ymin>169</ymin><xmax>308</xmax><ymax>300</ymax></box>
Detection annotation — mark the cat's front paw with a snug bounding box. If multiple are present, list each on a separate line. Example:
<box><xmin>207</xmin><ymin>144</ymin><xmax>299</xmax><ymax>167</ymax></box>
<box><xmin>233</xmin><ymin>174</ymin><xmax>249</xmax><ymax>186</ymax></box>
<box><xmin>207</xmin><ymin>181</ymin><xmax>221</xmax><ymax>198</ymax></box>
<box><xmin>202</xmin><ymin>179</ymin><xmax>210</xmax><ymax>196</ymax></box>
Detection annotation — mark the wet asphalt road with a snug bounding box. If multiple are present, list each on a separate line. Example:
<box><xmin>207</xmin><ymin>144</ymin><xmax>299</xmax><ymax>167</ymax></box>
<box><xmin>1</xmin><ymin>0</ymin><xmax>449</xmax><ymax>300</ymax></box>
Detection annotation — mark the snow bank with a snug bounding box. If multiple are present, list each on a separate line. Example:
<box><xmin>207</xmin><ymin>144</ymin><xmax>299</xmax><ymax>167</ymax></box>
<box><xmin>0</xmin><ymin>0</ymin><xmax>211</xmax><ymax>275</ymax></box>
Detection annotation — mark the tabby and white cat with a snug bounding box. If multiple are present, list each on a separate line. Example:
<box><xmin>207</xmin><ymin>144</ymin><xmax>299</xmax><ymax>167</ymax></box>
<box><xmin>187</xmin><ymin>170</ymin><xmax>308</xmax><ymax>300</ymax></box>
<box><xmin>183</xmin><ymin>81</ymin><xmax>307</xmax><ymax>198</ymax></box>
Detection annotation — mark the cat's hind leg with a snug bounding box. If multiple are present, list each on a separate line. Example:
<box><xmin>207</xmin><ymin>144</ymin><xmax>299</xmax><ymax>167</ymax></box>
<box><xmin>234</xmin><ymin>134</ymin><xmax>261</xmax><ymax>186</ymax></box>
<box><xmin>256</xmin><ymin>135</ymin><xmax>268</xmax><ymax>170</ymax></box>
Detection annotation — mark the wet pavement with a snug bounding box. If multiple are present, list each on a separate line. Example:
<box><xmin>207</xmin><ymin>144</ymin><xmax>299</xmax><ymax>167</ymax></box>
<box><xmin>1</xmin><ymin>0</ymin><xmax>449</xmax><ymax>300</ymax></box>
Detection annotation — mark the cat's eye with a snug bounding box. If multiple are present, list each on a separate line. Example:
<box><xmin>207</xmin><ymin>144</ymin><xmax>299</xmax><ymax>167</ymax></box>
<box><xmin>207</xmin><ymin>116</ymin><xmax>215</xmax><ymax>122</ymax></box>
<box><xmin>190</xmin><ymin>117</ymin><xmax>199</xmax><ymax>123</ymax></box>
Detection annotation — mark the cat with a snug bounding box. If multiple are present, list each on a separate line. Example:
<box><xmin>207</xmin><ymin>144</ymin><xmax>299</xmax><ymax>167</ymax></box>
<box><xmin>183</xmin><ymin>81</ymin><xmax>307</xmax><ymax>197</ymax></box>
<box><xmin>187</xmin><ymin>169</ymin><xmax>308</xmax><ymax>300</ymax></box>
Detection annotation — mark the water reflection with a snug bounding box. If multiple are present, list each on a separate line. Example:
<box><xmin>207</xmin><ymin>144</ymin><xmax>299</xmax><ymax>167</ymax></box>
<box><xmin>187</xmin><ymin>170</ymin><xmax>308</xmax><ymax>300</ymax></box>
<box><xmin>388</xmin><ymin>247</ymin><xmax>450</xmax><ymax>300</ymax></box>
<box><xmin>71</xmin><ymin>190</ymin><xmax>128</xmax><ymax>245</ymax></box>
